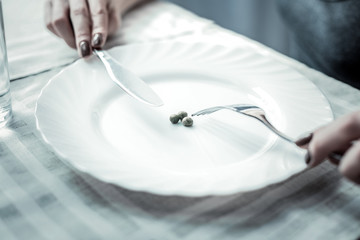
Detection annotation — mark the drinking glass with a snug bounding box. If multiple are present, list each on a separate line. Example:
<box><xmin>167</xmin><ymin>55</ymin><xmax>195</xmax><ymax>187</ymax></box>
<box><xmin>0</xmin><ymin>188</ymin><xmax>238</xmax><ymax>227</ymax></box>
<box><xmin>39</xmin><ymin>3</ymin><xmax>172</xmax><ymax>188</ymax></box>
<box><xmin>0</xmin><ymin>0</ymin><xmax>12</xmax><ymax>127</ymax></box>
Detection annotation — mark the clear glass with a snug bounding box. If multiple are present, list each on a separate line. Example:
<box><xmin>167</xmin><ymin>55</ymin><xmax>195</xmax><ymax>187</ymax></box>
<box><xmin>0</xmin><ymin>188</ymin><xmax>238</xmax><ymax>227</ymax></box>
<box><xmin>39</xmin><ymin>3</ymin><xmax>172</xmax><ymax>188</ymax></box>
<box><xmin>0</xmin><ymin>0</ymin><xmax>12</xmax><ymax>127</ymax></box>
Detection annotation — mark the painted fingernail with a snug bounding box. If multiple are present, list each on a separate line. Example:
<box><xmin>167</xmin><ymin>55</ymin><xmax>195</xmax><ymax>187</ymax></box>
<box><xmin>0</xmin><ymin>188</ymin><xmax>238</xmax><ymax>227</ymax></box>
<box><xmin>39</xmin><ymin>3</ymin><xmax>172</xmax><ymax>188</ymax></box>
<box><xmin>80</xmin><ymin>41</ymin><xmax>90</xmax><ymax>57</ymax></box>
<box><xmin>305</xmin><ymin>151</ymin><xmax>312</xmax><ymax>165</ymax></box>
<box><xmin>295</xmin><ymin>133</ymin><xmax>313</xmax><ymax>147</ymax></box>
<box><xmin>92</xmin><ymin>33</ymin><xmax>103</xmax><ymax>48</ymax></box>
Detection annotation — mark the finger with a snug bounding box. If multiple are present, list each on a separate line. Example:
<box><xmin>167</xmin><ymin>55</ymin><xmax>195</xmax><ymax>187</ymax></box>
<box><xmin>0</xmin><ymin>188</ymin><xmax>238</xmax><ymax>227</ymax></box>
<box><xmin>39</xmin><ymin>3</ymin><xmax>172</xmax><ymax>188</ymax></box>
<box><xmin>295</xmin><ymin>132</ymin><xmax>313</xmax><ymax>148</ymax></box>
<box><xmin>296</xmin><ymin>132</ymin><xmax>351</xmax><ymax>166</ymax></box>
<box><xmin>51</xmin><ymin>0</ymin><xmax>76</xmax><ymax>48</ymax></box>
<box><xmin>44</xmin><ymin>0</ymin><xmax>59</xmax><ymax>37</ymax></box>
<box><xmin>69</xmin><ymin>0</ymin><xmax>92</xmax><ymax>57</ymax></box>
<box><xmin>339</xmin><ymin>142</ymin><xmax>360</xmax><ymax>184</ymax></box>
<box><xmin>87</xmin><ymin>0</ymin><xmax>108</xmax><ymax>48</ymax></box>
<box><xmin>307</xmin><ymin>111</ymin><xmax>360</xmax><ymax>167</ymax></box>
<box><xmin>328</xmin><ymin>142</ymin><xmax>353</xmax><ymax>165</ymax></box>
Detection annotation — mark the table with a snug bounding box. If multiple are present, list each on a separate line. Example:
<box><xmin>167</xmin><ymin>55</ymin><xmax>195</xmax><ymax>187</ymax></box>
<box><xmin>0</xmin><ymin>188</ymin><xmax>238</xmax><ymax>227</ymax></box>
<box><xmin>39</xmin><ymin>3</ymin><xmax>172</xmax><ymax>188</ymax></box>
<box><xmin>1</xmin><ymin>1</ymin><xmax>360</xmax><ymax>239</ymax></box>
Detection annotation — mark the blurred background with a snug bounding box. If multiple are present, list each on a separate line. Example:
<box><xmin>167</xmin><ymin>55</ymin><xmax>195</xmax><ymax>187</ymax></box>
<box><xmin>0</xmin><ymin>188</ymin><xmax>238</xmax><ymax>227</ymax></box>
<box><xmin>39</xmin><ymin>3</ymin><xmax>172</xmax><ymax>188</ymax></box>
<box><xmin>165</xmin><ymin>0</ymin><xmax>290</xmax><ymax>56</ymax></box>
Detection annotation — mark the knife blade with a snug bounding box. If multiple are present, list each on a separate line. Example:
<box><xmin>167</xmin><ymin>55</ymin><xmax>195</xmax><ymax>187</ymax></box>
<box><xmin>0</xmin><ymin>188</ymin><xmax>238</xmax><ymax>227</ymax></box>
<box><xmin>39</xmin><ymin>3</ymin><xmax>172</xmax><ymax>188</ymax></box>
<box><xmin>93</xmin><ymin>49</ymin><xmax>163</xmax><ymax>107</ymax></box>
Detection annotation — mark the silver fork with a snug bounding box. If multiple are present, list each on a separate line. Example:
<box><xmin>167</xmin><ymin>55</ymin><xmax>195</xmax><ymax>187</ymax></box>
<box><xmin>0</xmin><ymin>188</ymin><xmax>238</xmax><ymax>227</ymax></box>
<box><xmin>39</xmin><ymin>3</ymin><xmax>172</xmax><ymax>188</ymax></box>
<box><xmin>192</xmin><ymin>104</ymin><xmax>342</xmax><ymax>163</ymax></box>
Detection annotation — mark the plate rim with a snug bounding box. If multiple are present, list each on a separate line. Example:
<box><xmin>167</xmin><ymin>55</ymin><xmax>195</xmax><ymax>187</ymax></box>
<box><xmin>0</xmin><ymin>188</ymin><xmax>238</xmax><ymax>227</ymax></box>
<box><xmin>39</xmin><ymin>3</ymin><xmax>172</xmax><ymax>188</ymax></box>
<box><xmin>35</xmin><ymin>41</ymin><xmax>333</xmax><ymax>196</ymax></box>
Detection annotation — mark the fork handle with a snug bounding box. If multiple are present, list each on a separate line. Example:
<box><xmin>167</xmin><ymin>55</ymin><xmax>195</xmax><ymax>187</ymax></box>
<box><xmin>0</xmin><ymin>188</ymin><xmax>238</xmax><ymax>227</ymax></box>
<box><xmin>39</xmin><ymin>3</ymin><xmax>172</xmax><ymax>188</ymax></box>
<box><xmin>244</xmin><ymin>110</ymin><xmax>294</xmax><ymax>143</ymax></box>
<box><xmin>261</xmin><ymin>114</ymin><xmax>343</xmax><ymax>163</ymax></box>
<box><xmin>245</xmin><ymin>111</ymin><xmax>343</xmax><ymax>163</ymax></box>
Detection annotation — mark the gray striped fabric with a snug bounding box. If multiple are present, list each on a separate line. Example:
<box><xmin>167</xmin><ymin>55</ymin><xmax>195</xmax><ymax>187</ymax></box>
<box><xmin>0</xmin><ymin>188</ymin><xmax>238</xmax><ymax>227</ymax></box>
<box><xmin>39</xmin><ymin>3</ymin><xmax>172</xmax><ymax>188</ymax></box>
<box><xmin>1</xmin><ymin>0</ymin><xmax>360</xmax><ymax>239</ymax></box>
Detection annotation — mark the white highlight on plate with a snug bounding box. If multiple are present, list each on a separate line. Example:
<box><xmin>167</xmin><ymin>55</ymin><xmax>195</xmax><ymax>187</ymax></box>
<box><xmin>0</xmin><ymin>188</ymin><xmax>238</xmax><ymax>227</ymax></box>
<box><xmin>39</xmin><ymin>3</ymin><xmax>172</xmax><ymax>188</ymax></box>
<box><xmin>99</xmin><ymin>73</ymin><xmax>276</xmax><ymax>173</ymax></box>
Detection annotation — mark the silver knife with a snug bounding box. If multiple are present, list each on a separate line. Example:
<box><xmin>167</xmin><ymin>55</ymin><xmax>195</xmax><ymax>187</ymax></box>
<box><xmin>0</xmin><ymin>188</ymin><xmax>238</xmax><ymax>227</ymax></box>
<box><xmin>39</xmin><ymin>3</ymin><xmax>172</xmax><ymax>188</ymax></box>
<box><xmin>93</xmin><ymin>49</ymin><xmax>163</xmax><ymax>107</ymax></box>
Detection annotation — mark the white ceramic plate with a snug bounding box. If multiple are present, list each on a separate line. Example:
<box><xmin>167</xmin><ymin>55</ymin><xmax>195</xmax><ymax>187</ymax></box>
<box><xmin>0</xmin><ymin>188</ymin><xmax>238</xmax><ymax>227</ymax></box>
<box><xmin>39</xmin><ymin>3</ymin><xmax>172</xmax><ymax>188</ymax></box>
<box><xmin>35</xmin><ymin>41</ymin><xmax>333</xmax><ymax>196</ymax></box>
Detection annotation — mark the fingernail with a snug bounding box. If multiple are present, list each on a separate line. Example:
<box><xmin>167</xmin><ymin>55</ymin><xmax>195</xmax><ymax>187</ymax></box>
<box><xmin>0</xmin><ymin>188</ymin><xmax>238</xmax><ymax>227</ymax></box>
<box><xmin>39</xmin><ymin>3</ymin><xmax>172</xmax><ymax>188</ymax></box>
<box><xmin>79</xmin><ymin>41</ymin><xmax>90</xmax><ymax>57</ymax></box>
<box><xmin>92</xmin><ymin>33</ymin><xmax>103</xmax><ymax>48</ymax></box>
<box><xmin>295</xmin><ymin>133</ymin><xmax>313</xmax><ymax>147</ymax></box>
<box><xmin>305</xmin><ymin>151</ymin><xmax>312</xmax><ymax>165</ymax></box>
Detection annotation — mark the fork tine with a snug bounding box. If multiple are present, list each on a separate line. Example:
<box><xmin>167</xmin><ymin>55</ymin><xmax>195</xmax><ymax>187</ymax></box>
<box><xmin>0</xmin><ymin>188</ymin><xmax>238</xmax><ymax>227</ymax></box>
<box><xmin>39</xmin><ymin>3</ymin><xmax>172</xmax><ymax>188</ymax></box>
<box><xmin>192</xmin><ymin>104</ymin><xmax>256</xmax><ymax>116</ymax></box>
<box><xmin>192</xmin><ymin>104</ymin><xmax>295</xmax><ymax>143</ymax></box>
<box><xmin>191</xmin><ymin>106</ymin><xmax>227</xmax><ymax>116</ymax></box>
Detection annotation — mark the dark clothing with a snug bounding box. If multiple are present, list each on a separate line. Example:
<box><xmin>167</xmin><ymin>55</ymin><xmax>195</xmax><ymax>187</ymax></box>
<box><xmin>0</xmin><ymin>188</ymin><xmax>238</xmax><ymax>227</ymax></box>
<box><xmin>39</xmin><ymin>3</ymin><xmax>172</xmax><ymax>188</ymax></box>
<box><xmin>277</xmin><ymin>0</ymin><xmax>360</xmax><ymax>88</ymax></box>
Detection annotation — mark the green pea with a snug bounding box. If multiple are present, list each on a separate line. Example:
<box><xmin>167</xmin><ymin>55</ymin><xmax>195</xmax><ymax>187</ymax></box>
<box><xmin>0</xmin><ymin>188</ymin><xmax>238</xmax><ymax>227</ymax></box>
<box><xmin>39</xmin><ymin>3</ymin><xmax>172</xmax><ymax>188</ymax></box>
<box><xmin>178</xmin><ymin>111</ymin><xmax>188</xmax><ymax>120</ymax></box>
<box><xmin>169</xmin><ymin>114</ymin><xmax>180</xmax><ymax>124</ymax></box>
<box><xmin>182</xmin><ymin>117</ymin><xmax>193</xmax><ymax>127</ymax></box>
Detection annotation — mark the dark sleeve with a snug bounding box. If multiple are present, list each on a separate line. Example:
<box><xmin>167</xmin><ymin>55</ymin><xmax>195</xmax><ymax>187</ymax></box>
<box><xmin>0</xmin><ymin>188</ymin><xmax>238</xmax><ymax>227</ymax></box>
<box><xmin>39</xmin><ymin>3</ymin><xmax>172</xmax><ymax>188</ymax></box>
<box><xmin>277</xmin><ymin>0</ymin><xmax>360</xmax><ymax>88</ymax></box>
